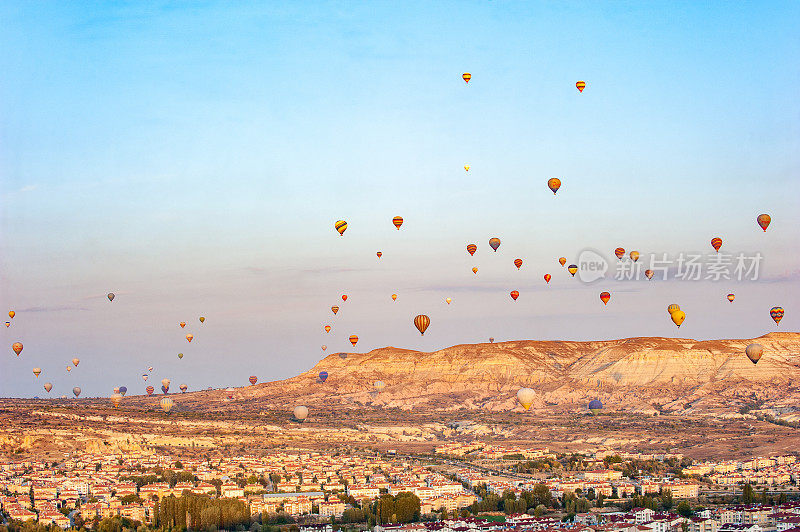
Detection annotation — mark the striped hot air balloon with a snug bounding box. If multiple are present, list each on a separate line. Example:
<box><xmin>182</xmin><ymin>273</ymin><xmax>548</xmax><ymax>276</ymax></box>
<box><xmin>413</xmin><ymin>315</ymin><xmax>431</xmax><ymax>335</ymax></box>
<box><xmin>514</xmin><ymin>259</ymin><xmax>523</xmax><ymax>269</ymax></box>
<box><xmin>576</xmin><ymin>80</ymin><xmax>586</xmax><ymax>92</ymax></box>
<box><xmin>392</xmin><ymin>216</ymin><xmax>403</xmax><ymax>230</ymax></box>
<box><xmin>318</xmin><ymin>371</ymin><xmax>328</xmax><ymax>382</ymax></box>
<box><xmin>568</xmin><ymin>264</ymin><xmax>578</xmax><ymax>276</ymax></box>
<box><xmin>349</xmin><ymin>334</ymin><xmax>358</xmax><ymax>347</ymax></box>
<box><xmin>472</xmin><ymin>267</ymin><xmax>478</xmax><ymax>275</ymax></box>
<box><xmin>510</xmin><ymin>291</ymin><xmax>519</xmax><ymax>301</ymax></box>
<box><xmin>334</xmin><ymin>220</ymin><xmax>347</xmax><ymax>235</ymax></box>
<box><xmin>547</xmin><ymin>178</ymin><xmax>561</xmax><ymax>194</ymax></box>
<box><xmin>324</xmin><ymin>325</ymin><xmax>331</xmax><ymax>333</ymax></box>
<box><xmin>467</xmin><ymin>244</ymin><xmax>477</xmax><ymax>256</ymax></box>
<box><xmin>711</xmin><ymin>237</ymin><xmax>723</xmax><ymax>252</ymax></box>
<box><xmin>559</xmin><ymin>257</ymin><xmax>567</xmax><ymax>267</ymax></box>
<box><xmin>146</xmin><ymin>386</ymin><xmax>154</xmax><ymax>395</ymax></box>
<box><xmin>600</xmin><ymin>292</ymin><xmax>611</xmax><ymax>305</ymax></box>
<box><xmin>614</xmin><ymin>247</ymin><xmax>625</xmax><ymax>260</ymax></box>
<box><xmin>249</xmin><ymin>376</ymin><xmax>257</xmax><ymax>385</ymax></box>
<box><xmin>331</xmin><ymin>306</ymin><xmax>339</xmax><ymax>315</ymax></box>
<box><xmin>376</xmin><ymin>251</ymin><xmax>382</xmax><ymax>258</ymax></box>
<box><xmin>770</xmin><ymin>307</ymin><xmax>784</xmax><ymax>326</ymax></box>
<box><xmin>462</xmin><ymin>73</ymin><xmax>471</xmax><ymax>83</ymax></box>
<box><xmin>727</xmin><ymin>293</ymin><xmax>735</xmax><ymax>302</ymax></box>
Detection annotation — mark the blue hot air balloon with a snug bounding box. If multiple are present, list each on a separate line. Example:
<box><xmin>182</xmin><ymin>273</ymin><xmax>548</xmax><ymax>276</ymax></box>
<box><xmin>319</xmin><ymin>371</ymin><xmax>328</xmax><ymax>383</ymax></box>
<box><xmin>119</xmin><ymin>386</ymin><xmax>127</xmax><ymax>396</ymax></box>
<box><xmin>588</xmin><ymin>399</ymin><xmax>603</xmax><ymax>414</ymax></box>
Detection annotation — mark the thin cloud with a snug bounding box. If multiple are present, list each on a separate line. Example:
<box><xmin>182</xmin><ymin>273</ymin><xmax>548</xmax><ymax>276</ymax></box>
<box><xmin>18</xmin><ymin>305</ymin><xmax>90</xmax><ymax>312</ymax></box>
<box><xmin>19</xmin><ymin>184</ymin><xmax>38</xmax><ymax>192</ymax></box>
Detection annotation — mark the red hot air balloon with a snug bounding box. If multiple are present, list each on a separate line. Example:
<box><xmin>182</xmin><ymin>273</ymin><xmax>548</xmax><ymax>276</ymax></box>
<box><xmin>12</xmin><ymin>342</ymin><xmax>23</xmax><ymax>356</ymax></box>
<box><xmin>376</xmin><ymin>251</ymin><xmax>382</xmax><ymax>258</ymax></box>
<box><xmin>462</xmin><ymin>73</ymin><xmax>471</xmax><ymax>84</ymax></box>
<box><xmin>727</xmin><ymin>293</ymin><xmax>735</xmax><ymax>302</ymax></box>
<box><xmin>544</xmin><ymin>274</ymin><xmax>551</xmax><ymax>283</ymax></box>
<box><xmin>576</xmin><ymin>81</ymin><xmax>586</xmax><ymax>92</ymax></box>
<box><xmin>514</xmin><ymin>259</ymin><xmax>523</xmax><ymax>269</ymax></box>
<box><xmin>770</xmin><ymin>307</ymin><xmax>784</xmax><ymax>326</ymax></box>
<box><xmin>600</xmin><ymin>292</ymin><xmax>611</xmax><ymax>305</ymax></box>
<box><xmin>249</xmin><ymin>376</ymin><xmax>258</xmax><ymax>385</ymax></box>
<box><xmin>324</xmin><ymin>325</ymin><xmax>331</xmax><ymax>333</ymax></box>
<box><xmin>614</xmin><ymin>247</ymin><xmax>625</xmax><ymax>260</ymax></box>
<box><xmin>466</xmin><ymin>244</ymin><xmax>477</xmax><ymax>256</ymax></box>
<box><xmin>392</xmin><ymin>216</ymin><xmax>404</xmax><ymax>230</ymax></box>
<box><xmin>510</xmin><ymin>291</ymin><xmax>519</xmax><ymax>301</ymax></box>
<box><xmin>757</xmin><ymin>214</ymin><xmax>771</xmax><ymax>232</ymax></box>
<box><xmin>341</xmin><ymin>294</ymin><xmax>348</xmax><ymax>302</ymax></box>
<box><xmin>711</xmin><ymin>237</ymin><xmax>723</xmax><ymax>252</ymax></box>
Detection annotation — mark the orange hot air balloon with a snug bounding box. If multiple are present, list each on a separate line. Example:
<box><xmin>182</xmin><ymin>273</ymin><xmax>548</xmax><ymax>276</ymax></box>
<box><xmin>510</xmin><ymin>291</ymin><xmax>519</xmax><ymax>301</ymax></box>
<box><xmin>12</xmin><ymin>342</ymin><xmax>23</xmax><ymax>356</ymax></box>
<box><xmin>66</xmin><ymin>366</ymin><xmax>71</xmax><ymax>372</ymax></box>
<box><xmin>445</xmin><ymin>297</ymin><xmax>452</xmax><ymax>305</ymax></box>
<box><xmin>392</xmin><ymin>216</ymin><xmax>404</xmax><ymax>230</ymax></box>
<box><xmin>8</xmin><ymin>311</ymin><xmax>14</xmax><ymax>319</ymax></box>
<box><xmin>331</xmin><ymin>306</ymin><xmax>339</xmax><ymax>315</ymax></box>
<box><xmin>559</xmin><ymin>257</ymin><xmax>567</xmax><ymax>267</ymax></box>
<box><xmin>186</xmin><ymin>334</ymin><xmax>193</xmax><ymax>342</ymax></box>
<box><xmin>179</xmin><ymin>322</ymin><xmax>186</xmax><ymax>328</ymax></box>
<box><xmin>711</xmin><ymin>237</ymin><xmax>723</xmax><ymax>252</ymax></box>
<box><xmin>770</xmin><ymin>307</ymin><xmax>784</xmax><ymax>326</ymax></box>
<box><xmin>600</xmin><ymin>292</ymin><xmax>611</xmax><ymax>305</ymax></box>
<box><xmin>514</xmin><ymin>258</ymin><xmax>523</xmax><ymax>269</ymax></box>
<box><xmin>645</xmin><ymin>269</ymin><xmax>654</xmax><ymax>280</ymax></box>
<box><xmin>576</xmin><ymin>80</ymin><xmax>586</xmax><ymax>92</ymax></box>
<box><xmin>462</xmin><ymin>73</ymin><xmax>471</xmax><ymax>83</ymax></box>
<box><xmin>568</xmin><ymin>264</ymin><xmax>578</xmax><ymax>276</ymax></box>
<box><xmin>341</xmin><ymin>294</ymin><xmax>348</xmax><ymax>302</ymax></box>
<box><xmin>472</xmin><ymin>267</ymin><xmax>478</xmax><ymax>275</ymax></box>
<box><xmin>146</xmin><ymin>386</ymin><xmax>154</xmax><ymax>395</ymax></box>
<box><xmin>324</xmin><ymin>325</ymin><xmax>331</xmax><ymax>333</ymax></box>
<box><xmin>334</xmin><ymin>220</ymin><xmax>348</xmax><ymax>235</ymax></box>
<box><xmin>71</xmin><ymin>358</ymin><xmax>79</xmax><ymax>367</ymax></box>
<box><xmin>671</xmin><ymin>310</ymin><xmax>686</xmax><ymax>328</ymax></box>
<box><xmin>544</xmin><ymin>274</ymin><xmax>551</xmax><ymax>283</ymax></box>
<box><xmin>376</xmin><ymin>251</ymin><xmax>382</xmax><ymax>258</ymax></box>
<box><xmin>33</xmin><ymin>368</ymin><xmax>41</xmax><ymax>377</ymax></box>
<box><xmin>349</xmin><ymin>335</ymin><xmax>358</xmax><ymax>347</ymax></box>
<box><xmin>614</xmin><ymin>247</ymin><xmax>625</xmax><ymax>260</ymax></box>
<box><xmin>44</xmin><ymin>383</ymin><xmax>52</xmax><ymax>393</ymax></box>
<box><xmin>321</xmin><ymin>345</ymin><xmax>326</xmax><ymax>351</ymax></box>
<box><xmin>757</xmin><ymin>214</ymin><xmax>771</xmax><ymax>232</ymax></box>
<box><xmin>727</xmin><ymin>293</ymin><xmax>735</xmax><ymax>302</ymax></box>
<box><xmin>489</xmin><ymin>237</ymin><xmax>501</xmax><ymax>252</ymax></box>
<box><xmin>467</xmin><ymin>244</ymin><xmax>477</xmax><ymax>256</ymax></box>
<box><xmin>413</xmin><ymin>315</ymin><xmax>431</xmax><ymax>336</ymax></box>
<box><xmin>391</xmin><ymin>294</ymin><xmax>397</xmax><ymax>301</ymax></box>
<box><xmin>629</xmin><ymin>251</ymin><xmax>640</xmax><ymax>262</ymax></box>
<box><xmin>547</xmin><ymin>178</ymin><xmax>561</xmax><ymax>194</ymax></box>
<box><xmin>667</xmin><ymin>304</ymin><xmax>681</xmax><ymax>315</ymax></box>
<box><xmin>199</xmin><ymin>316</ymin><xmax>205</xmax><ymax>323</ymax></box>
<box><xmin>249</xmin><ymin>376</ymin><xmax>258</xmax><ymax>385</ymax></box>
<box><xmin>4</xmin><ymin>322</ymin><xmax>9</xmax><ymax>328</ymax></box>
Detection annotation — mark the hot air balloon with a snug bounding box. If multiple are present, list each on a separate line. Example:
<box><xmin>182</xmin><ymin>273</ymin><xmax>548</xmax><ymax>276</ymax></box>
<box><xmin>727</xmin><ymin>293</ymin><xmax>735</xmax><ymax>302</ymax></box>
<box><xmin>489</xmin><ymin>337</ymin><xmax>494</xmax><ymax>343</ymax></box>
<box><xmin>559</xmin><ymin>257</ymin><xmax>567</xmax><ymax>267</ymax></box>
<box><xmin>667</xmin><ymin>304</ymin><xmax>681</xmax><ymax>314</ymax></box>
<box><xmin>391</xmin><ymin>294</ymin><xmax>397</xmax><ymax>301</ymax></box>
<box><xmin>510</xmin><ymin>291</ymin><xmax>519</xmax><ymax>301</ymax></box>
<box><xmin>180</xmin><ymin>384</ymin><xmax>188</xmax><ymax>393</ymax></box>
<box><xmin>110</xmin><ymin>394</ymin><xmax>123</xmax><ymax>408</ymax></box>
<box><xmin>464</xmin><ymin>164</ymin><xmax>470</xmax><ymax>172</ymax></box>
<box><xmin>179</xmin><ymin>322</ymin><xmax>186</xmax><ymax>328</ymax></box>
<box><xmin>44</xmin><ymin>383</ymin><xmax>52</xmax><ymax>393</ymax></box>
<box><xmin>414</xmin><ymin>315</ymin><xmax>431</xmax><ymax>335</ymax></box>
<box><xmin>178</xmin><ymin>353</ymin><xmax>183</xmax><ymax>359</ymax></box>
<box><xmin>107</xmin><ymin>293</ymin><xmax>115</xmax><ymax>301</ymax></box>
<box><xmin>711</xmin><ymin>237</ymin><xmax>722</xmax><ymax>252</ymax></box>
<box><xmin>162</xmin><ymin>378</ymin><xmax>170</xmax><ymax>388</ymax></box>
<box><xmin>12</xmin><ymin>342</ymin><xmax>22</xmax><ymax>356</ymax></box>
<box><xmin>321</xmin><ymin>345</ymin><xmax>327</xmax><ymax>351</ymax></box>
<box><xmin>377</xmin><ymin>251</ymin><xmax>382</xmax><ymax>258</ymax></box>
<box><xmin>293</xmin><ymin>405</ymin><xmax>309</xmax><ymax>421</ymax></box>
<box><xmin>249</xmin><ymin>376</ymin><xmax>258</xmax><ymax>385</ymax></box>
<box><xmin>119</xmin><ymin>386</ymin><xmax>127</xmax><ymax>396</ymax></box>
<box><xmin>324</xmin><ymin>325</ymin><xmax>331</xmax><ymax>333</ymax></box>
<box><xmin>161</xmin><ymin>385</ymin><xmax>169</xmax><ymax>394</ymax></box>
<box><xmin>374</xmin><ymin>381</ymin><xmax>385</xmax><ymax>393</ymax></box>
<box><xmin>600</xmin><ymin>292</ymin><xmax>611</xmax><ymax>305</ymax></box>
<box><xmin>645</xmin><ymin>269</ymin><xmax>654</xmax><ymax>280</ymax></box>
<box><xmin>72</xmin><ymin>387</ymin><xmax>81</xmax><ymax>397</ymax></box>
<box><xmin>588</xmin><ymin>399</ymin><xmax>603</xmax><ymax>414</ymax></box>
<box><xmin>227</xmin><ymin>387</ymin><xmax>236</xmax><ymax>399</ymax></box>
<box><xmin>114</xmin><ymin>387</ymin><xmax>120</xmax><ymax>394</ymax></box>
<box><xmin>334</xmin><ymin>220</ymin><xmax>348</xmax><ymax>235</ymax></box>
<box><xmin>757</xmin><ymin>214</ymin><xmax>771</xmax><ymax>232</ymax></box>
<box><xmin>148</xmin><ymin>367</ymin><xmax>154</xmax><ymax>372</ymax></box>
<box><xmin>671</xmin><ymin>310</ymin><xmax>686</xmax><ymax>328</ymax></box>
<box><xmin>462</xmin><ymin>73</ymin><xmax>471</xmax><ymax>83</ymax></box>
<box><xmin>160</xmin><ymin>397</ymin><xmax>173</xmax><ymax>413</ymax></box>
<box><xmin>517</xmin><ymin>388</ymin><xmax>535</xmax><ymax>410</ymax></box>
<box><xmin>341</xmin><ymin>294</ymin><xmax>348</xmax><ymax>302</ymax></box>
<box><xmin>614</xmin><ymin>247</ymin><xmax>625</xmax><ymax>260</ymax></box>
<box><xmin>66</xmin><ymin>366</ymin><xmax>71</xmax><ymax>372</ymax></box>
<box><xmin>489</xmin><ymin>237</ymin><xmax>501</xmax><ymax>252</ymax></box>
<box><xmin>514</xmin><ymin>258</ymin><xmax>523</xmax><ymax>269</ymax></box>
<box><xmin>745</xmin><ymin>343</ymin><xmax>763</xmax><ymax>365</ymax></box>
<box><xmin>331</xmin><ymin>306</ymin><xmax>339</xmax><ymax>315</ymax></box>
<box><xmin>33</xmin><ymin>368</ymin><xmax>41</xmax><ymax>377</ymax></box>
<box><xmin>770</xmin><ymin>307</ymin><xmax>784</xmax><ymax>326</ymax></box>
<box><xmin>568</xmin><ymin>264</ymin><xmax>578</xmax><ymax>276</ymax></box>
<box><xmin>630</xmin><ymin>251</ymin><xmax>640</xmax><ymax>262</ymax></box>
<box><xmin>445</xmin><ymin>297</ymin><xmax>452</xmax><ymax>305</ymax></box>
<box><xmin>72</xmin><ymin>358</ymin><xmax>79</xmax><ymax>367</ymax></box>
<box><xmin>392</xmin><ymin>216</ymin><xmax>404</xmax><ymax>230</ymax></box>
<box><xmin>576</xmin><ymin>80</ymin><xmax>586</xmax><ymax>92</ymax></box>
<box><xmin>8</xmin><ymin>311</ymin><xmax>14</xmax><ymax>319</ymax></box>
<box><xmin>547</xmin><ymin>178</ymin><xmax>561</xmax><ymax>195</ymax></box>
<box><xmin>199</xmin><ymin>316</ymin><xmax>205</xmax><ymax>323</ymax></box>
<box><xmin>146</xmin><ymin>386</ymin><xmax>154</xmax><ymax>396</ymax></box>
<box><xmin>4</xmin><ymin>322</ymin><xmax>9</xmax><ymax>328</ymax></box>
<box><xmin>349</xmin><ymin>335</ymin><xmax>358</xmax><ymax>347</ymax></box>
<box><xmin>186</xmin><ymin>334</ymin><xmax>193</xmax><ymax>342</ymax></box>
<box><xmin>472</xmin><ymin>267</ymin><xmax>478</xmax><ymax>275</ymax></box>
<box><xmin>467</xmin><ymin>244</ymin><xmax>477</xmax><ymax>256</ymax></box>
<box><xmin>544</xmin><ymin>274</ymin><xmax>551</xmax><ymax>284</ymax></box>
<box><xmin>319</xmin><ymin>371</ymin><xmax>328</xmax><ymax>382</ymax></box>
<box><xmin>142</xmin><ymin>374</ymin><xmax>148</xmax><ymax>381</ymax></box>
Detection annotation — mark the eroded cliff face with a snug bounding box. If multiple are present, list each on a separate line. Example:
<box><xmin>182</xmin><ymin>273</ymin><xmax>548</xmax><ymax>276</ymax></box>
<box><xmin>174</xmin><ymin>332</ymin><xmax>800</xmax><ymax>416</ymax></box>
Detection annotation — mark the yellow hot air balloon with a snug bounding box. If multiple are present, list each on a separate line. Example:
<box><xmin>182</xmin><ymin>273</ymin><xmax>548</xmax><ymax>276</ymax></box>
<box><xmin>671</xmin><ymin>310</ymin><xmax>686</xmax><ymax>328</ymax></box>
<box><xmin>391</xmin><ymin>294</ymin><xmax>397</xmax><ymax>301</ymax></box>
<box><xmin>567</xmin><ymin>264</ymin><xmax>578</xmax><ymax>276</ymax></box>
<box><xmin>445</xmin><ymin>297</ymin><xmax>452</xmax><ymax>305</ymax></box>
<box><xmin>462</xmin><ymin>73</ymin><xmax>471</xmax><ymax>83</ymax></box>
<box><xmin>72</xmin><ymin>358</ymin><xmax>79</xmax><ymax>367</ymax></box>
<box><xmin>392</xmin><ymin>216</ymin><xmax>404</xmax><ymax>230</ymax></box>
<box><xmin>199</xmin><ymin>316</ymin><xmax>205</xmax><ymax>323</ymax></box>
<box><xmin>576</xmin><ymin>80</ymin><xmax>586</xmax><ymax>92</ymax></box>
<box><xmin>160</xmin><ymin>397</ymin><xmax>174</xmax><ymax>413</ymax></box>
<box><xmin>413</xmin><ymin>315</ymin><xmax>430</xmax><ymax>336</ymax></box>
<box><xmin>547</xmin><ymin>178</ymin><xmax>561</xmax><ymax>195</ymax></box>
<box><xmin>349</xmin><ymin>334</ymin><xmax>358</xmax><ymax>347</ymax></box>
<box><xmin>472</xmin><ymin>267</ymin><xmax>478</xmax><ymax>274</ymax></box>
<box><xmin>600</xmin><ymin>292</ymin><xmax>611</xmax><ymax>305</ymax></box>
<box><xmin>110</xmin><ymin>394</ymin><xmax>123</xmax><ymax>408</ymax></box>
<box><xmin>377</xmin><ymin>251</ymin><xmax>382</xmax><ymax>258</ymax></box>
<box><xmin>334</xmin><ymin>220</ymin><xmax>348</xmax><ymax>235</ymax></box>
<box><xmin>66</xmin><ymin>366</ymin><xmax>71</xmax><ymax>372</ymax></box>
<box><xmin>517</xmin><ymin>388</ymin><xmax>535</xmax><ymax>411</ymax></box>
<box><xmin>464</xmin><ymin>164</ymin><xmax>470</xmax><ymax>172</ymax></box>
<box><xmin>186</xmin><ymin>334</ymin><xmax>193</xmax><ymax>342</ymax></box>
<box><xmin>324</xmin><ymin>325</ymin><xmax>331</xmax><ymax>333</ymax></box>
<box><xmin>630</xmin><ymin>251</ymin><xmax>640</xmax><ymax>262</ymax></box>
<box><xmin>727</xmin><ymin>293</ymin><xmax>735</xmax><ymax>302</ymax></box>
<box><xmin>489</xmin><ymin>237</ymin><xmax>501</xmax><ymax>252</ymax></box>
<box><xmin>645</xmin><ymin>269</ymin><xmax>654</xmax><ymax>280</ymax></box>
<box><xmin>8</xmin><ymin>311</ymin><xmax>15</xmax><ymax>319</ymax></box>
<box><xmin>667</xmin><ymin>304</ymin><xmax>681</xmax><ymax>315</ymax></box>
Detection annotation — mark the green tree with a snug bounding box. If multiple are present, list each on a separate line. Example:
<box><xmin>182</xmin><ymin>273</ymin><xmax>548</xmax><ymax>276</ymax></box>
<box><xmin>742</xmin><ymin>483</ymin><xmax>754</xmax><ymax>505</ymax></box>
<box><xmin>677</xmin><ymin>501</ymin><xmax>692</xmax><ymax>518</ymax></box>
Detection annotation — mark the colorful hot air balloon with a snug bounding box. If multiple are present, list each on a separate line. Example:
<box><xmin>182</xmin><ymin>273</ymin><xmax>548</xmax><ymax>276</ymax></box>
<box><xmin>293</xmin><ymin>405</ymin><xmax>309</xmax><ymax>421</ymax></box>
<box><xmin>148</xmin><ymin>367</ymin><xmax>154</xmax><ymax>372</ymax></box>
<box><xmin>770</xmin><ymin>307</ymin><xmax>784</xmax><ymax>326</ymax></box>
<box><xmin>249</xmin><ymin>376</ymin><xmax>258</xmax><ymax>385</ymax></box>
<box><xmin>33</xmin><ymin>368</ymin><xmax>41</xmax><ymax>377</ymax></box>
<box><xmin>44</xmin><ymin>383</ymin><xmax>52</xmax><ymax>393</ymax></box>
<box><xmin>745</xmin><ymin>343</ymin><xmax>763</xmax><ymax>365</ymax></box>
<box><xmin>559</xmin><ymin>257</ymin><xmax>567</xmax><ymax>267</ymax></box>
<box><xmin>331</xmin><ymin>306</ymin><xmax>339</xmax><ymax>315</ymax></box>
<box><xmin>341</xmin><ymin>294</ymin><xmax>348</xmax><ymax>302</ymax></box>
<box><xmin>489</xmin><ymin>237</ymin><xmax>501</xmax><ymax>252</ymax></box>
<box><xmin>226</xmin><ymin>387</ymin><xmax>235</xmax><ymax>399</ymax></box>
<box><xmin>391</xmin><ymin>294</ymin><xmax>397</xmax><ymax>301</ymax></box>
<box><xmin>517</xmin><ymin>388</ymin><xmax>535</xmax><ymax>410</ymax></box>
<box><xmin>146</xmin><ymin>386</ymin><xmax>154</xmax><ymax>396</ymax></box>
<box><xmin>8</xmin><ymin>311</ymin><xmax>15</xmax><ymax>319</ymax></box>
<box><xmin>392</xmin><ymin>216</ymin><xmax>404</xmax><ymax>230</ymax></box>
<box><xmin>338</xmin><ymin>352</ymin><xmax>347</xmax><ymax>359</ymax></box>
<box><xmin>161</xmin><ymin>378</ymin><xmax>170</xmax><ymax>388</ymax></box>
<box><xmin>324</xmin><ymin>325</ymin><xmax>331</xmax><ymax>333</ymax></box>
<box><xmin>4</xmin><ymin>322</ymin><xmax>9</xmax><ymax>327</ymax></box>
<box><xmin>445</xmin><ymin>297</ymin><xmax>452</xmax><ymax>305</ymax></box>
<box><xmin>114</xmin><ymin>387</ymin><xmax>120</xmax><ymax>394</ymax></box>
<box><xmin>544</xmin><ymin>274</ymin><xmax>551</xmax><ymax>283</ymax></box>
<box><xmin>319</xmin><ymin>371</ymin><xmax>328</xmax><ymax>382</ymax></box>
<box><xmin>161</xmin><ymin>385</ymin><xmax>169</xmax><ymax>394</ymax></box>
<box><xmin>467</xmin><ymin>244</ymin><xmax>477</xmax><ymax>256</ymax></box>
<box><xmin>576</xmin><ymin>80</ymin><xmax>586</xmax><ymax>92</ymax></box>
<box><xmin>349</xmin><ymin>335</ymin><xmax>358</xmax><ymax>347</ymax></box>
<box><xmin>12</xmin><ymin>342</ymin><xmax>22</xmax><ymax>356</ymax></box>
<box><xmin>711</xmin><ymin>237</ymin><xmax>723</xmax><ymax>252</ymax></box>
<box><xmin>374</xmin><ymin>381</ymin><xmax>385</xmax><ymax>393</ymax></box>
<box><xmin>630</xmin><ymin>251</ymin><xmax>640</xmax><ymax>262</ymax></box>
<box><xmin>414</xmin><ymin>315</ymin><xmax>431</xmax><ymax>335</ymax></box>
<box><xmin>185</xmin><ymin>334</ymin><xmax>193</xmax><ymax>342</ymax></box>
<box><xmin>321</xmin><ymin>345</ymin><xmax>327</xmax><ymax>351</ymax></box>
<box><xmin>199</xmin><ymin>316</ymin><xmax>205</xmax><ymax>323</ymax></box>
<box><xmin>514</xmin><ymin>258</ymin><xmax>523</xmax><ymax>269</ymax></box>
<box><xmin>107</xmin><ymin>293</ymin><xmax>115</xmax><ymax>301</ymax></box>
<box><xmin>547</xmin><ymin>178</ymin><xmax>561</xmax><ymax>195</ymax></box>
<box><xmin>377</xmin><ymin>251</ymin><xmax>382</xmax><ymax>258</ymax></box>
<box><xmin>177</xmin><ymin>353</ymin><xmax>183</xmax><ymax>359</ymax></box>
<box><xmin>489</xmin><ymin>337</ymin><xmax>494</xmax><ymax>343</ymax></box>
<box><xmin>334</xmin><ymin>220</ymin><xmax>348</xmax><ymax>236</ymax></box>
<box><xmin>72</xmin><ymin>387</ymin><xmax>81</xmax><ymax>398</ymax></box>
<box><xmin>568</xmin><ymin>264</ymin><xmax>578</xmax><ymax>276</ymax></box>
<box><xmin>757</xmin><ymin>214</ymin><xmax>771</xmax><ymax>232</ymax></box>
<box><xmin>179</xmin><ymin>322</ymin><xmax>186</xmax><ymax>328</ymax></box>
<box><xmin>510</xmin><ymin>291</ymin><xmax>519</xmax><ymax>301</ymax></box>
<box><xmin>142</xmin><ymin>374</ymin><xmax>148</xmax><ymax>381</ymax></box>
<box><xmin>645</xmin><ymin>269</ymin><xmax>654</xmax><ymax>280</ymax></box>
<box><xmin>464</xmin><ymin>164</ymin><xmax>470</xmax><ymax>172</ymax></box>
<box><xmin>614</xmin><ymin>247</ymin><xmax>625</xmax><ymax>260</ymax></box>
<box><xmin>600</xmin><ymin>292</ymin><xmax>611</xmax><ymax>305</ymax></box>
<box><xmin>462</xmin><ymin>73</ymin><xmax>471</xmax><ymax>83</ymax></box>
<box><xmin>160</xmin><ymin>397</ymin><xmax>174</xmax><ymax>414</ymax></box>
<box><xmin>119</xmin><ymin>386</ymin><xmax>127</xmax><ymax>396</ymax></box>
<box><xmin>727</xmin><ymin>293</ymin><xmax>735</xmax><ymax>302</ymax></box>
<box><xmin>588</xmin><ymin>399</ymin><xmax>603</xmax><ymax>414</ymax></box>
<box><xmin>110</xmin><ymin>394</ymin><xmax>123</xmax><ymax>408</ymax></box>
<box><xmin>66</xmin><ymin>366</ymin><xmax>71</xmax><ymax>372</ymax></box>
<box><xmin>667</xmin><ymin>304</ymin><xmax>681</xmax><ymax>315</ymax></box>
<box><xmin>472</xmin><ymin>267</ymin><xmax>478</xmax><ymax>274</ymax></box>
<box><xmin>671</xmin><ymin>310</ymin><xmax>686</xmax><ymax>328</ymax></box>
<box><xmin>72</xmin><ymin>358</ymin><xmax>79</xmax><ymax>367</ymax></box>
<box><xmin>179</xmin><ymin>384</ymin><xmax>188</xmax><ymax>393</ymax></box>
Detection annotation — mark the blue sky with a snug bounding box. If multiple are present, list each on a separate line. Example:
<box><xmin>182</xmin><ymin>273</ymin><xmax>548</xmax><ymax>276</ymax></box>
<box><xmin>1</xmin><ymin>1</ymin><xmax>798</xmax><ymax>398</ymax></box>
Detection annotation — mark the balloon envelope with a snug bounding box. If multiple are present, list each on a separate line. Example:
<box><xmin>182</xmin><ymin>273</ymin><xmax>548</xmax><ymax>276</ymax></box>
<box><xmin>12</xmin><ymin>342</ymin><xmax>22</xmax><ymax>356</ymax></box>
<box><xmin>614</xmin><ymin>247</ymin><xmax>625</xmax><ymax>259</ymax></box>
<box><xmin>544</xmin><ymin>274</ymin><xmax>551</xmax><ymax>283</ymax></box>
<box><xmin>72</xmin><ymin>358</ymin><xmax>79</xmax><ymax>367</ymax></box>
<box><xmin>600</xmin><ymin>292</ymin><xmax>611</xmax><ymax>305</ymax></box>
<box><xmin>8</xmin><ymin>311</ymin><xmax>15</xmax><ymax>319</ymax></box>
<box><xmin>568</xmin><ymin>264</ymin><xmax>578</xmax><ymax>276</ymax></box>
<box><xmin>107</xmin><ymin>293</ymin><xmax>115</xmax><ymax>301</ymax></box>
<box><xmin>770</xmin><ymin>307</ymin><xmax>784</xmax><ymax>325</ymax></box>
<box><xmin>514</xmin><ymin>258</ymin><xmax>523</xmax><ymax>269</ymax></box>
<box><xmin>146</xmin><ymin>386</ymin><xmax>154</xmax><ymax>395</ymax></box>
<box><xmin>72</xmin><ymin>387</ymin><xmax>81</xmax><ymax>397</ymax></box>
<box><xmin>374</xmin><ymin>381</ymin><xmax>386</xmax><ymax>392</ymax></box>
<box><xmin>727</xmin><ymin>293</ymin><xmax>735</xmax><ymax>302</ymax></box>
<box><xmin>466</xmin><ymin>244</ymin><xmax>477</xmax><ymax>256</ymax></box>
<box><xmin>645</xmin><ymin>269</ymin><xmax>654</xmax><ymax>280</ymax></box>
<box><xmin>576</xmin><ymin>80</ymin><xmax>586</xmax><ymax>92</ymax></box>
<box><xmin>392</xmin><ymin>216</ymin><xmax>404</xmax><ymax>229</ymax></box>
<box><xmin>293</xmin><ymin>405</ymin><xmax>309</xmax><ymax>421</ymax></box>
<box><xmin>757</xmin><ymin>214</ymin><xmax>771</xmax><ymax>231</ymax></box>
<box><xmin>349</xmin><ymin>334</ymin><xmax>358</xmax><ymax>346</ymax></box>
<box><xmin>33</xmin><ymin>368</ymin><xmax>41</xmax><ymax>377</ymax></box>
<box><xmin>160</xmin><ymin>397</ymin><xmax>174</xmax><ymax>413</ymax></box>
<box><xmin>185</xmin><ymin>334</ymin><xmax>193</xmax><ymax>342</ymax></box>
<box><xmin>671</xmin><ymin>310</ymin><xmax>686</xmax><ymax>327</ymax></box>
<box><xmin>44</xmin><ymin>383</ymin><xmax>52</xmax><ymax>393</ymax></box>
<box><xmin>249</xmin><ymin>376</ymin><xmax>258</xmax><ymax>385</ymax></box>
<box><xmin>110</xmin><ymin>394</ymin><xmax>123</xmax><ymax>408</ymax></box>
<box><xmin>547</xmin><ymin>178</ymin><xmax>561</xmax><ymax>194</ymax></box>
<box><xmin>119</xmin><ymin>386</ymin><xmax>127</xmax><ymax>396</ymax></box>
<box><xmin>334</xmin><ymin>220</ymin><xmax>347</xmax><ymax>235</ymax></box>
<box><xmin>510</xmin><ymin>291</ymin><xmax>519</xmax><ymax>301</ymax></box>
<box><xmin>711</xmin><ymin>237</ymin><xmax>722</xmax><ymax>252</ymax></box>
<box><xmin>588</xmin><ymin>399</ymin><xmax>603</xmax><ymax>413</ymax></box>
<box><xmin>559</xmin><ymin>257</ymin><xmax>567</xmax><ymax>267</ymax></box>
<box><xmin>745</xmin><ymin>343</ymin><xmax>763</xmax><ymax>364</ymax></box>
<box><xmin>489</xmin><ymin>237</ymin><xmax>501</xmax><ymax>252</ymax></box>
<box><xmin>319</xmin><ymin>371</ymin><xmax>328</xmax><ymax>382</ymax></box>
<box><xmin>331</xmin><ymin>306</ymin><xmax>339</xmax><ymax>315</ymax></box>
<box><xmin>517</xmin><ymin>388</ymin><xmax>535</xmax><ymax>410</ymax></box>
<box><xmin>630</xmin><ymin>251</ymin><xmax>640</xmax><ymax>262</ymax></box>
<box><xmin>414</xmin><ymin>315</ymin><xmax>431</xmax><ymax>335</ymax></box>
<box><xmin>462</xmin><ymin>73</ymin><xmax>471</xmax><ymax>83</ymax></box>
